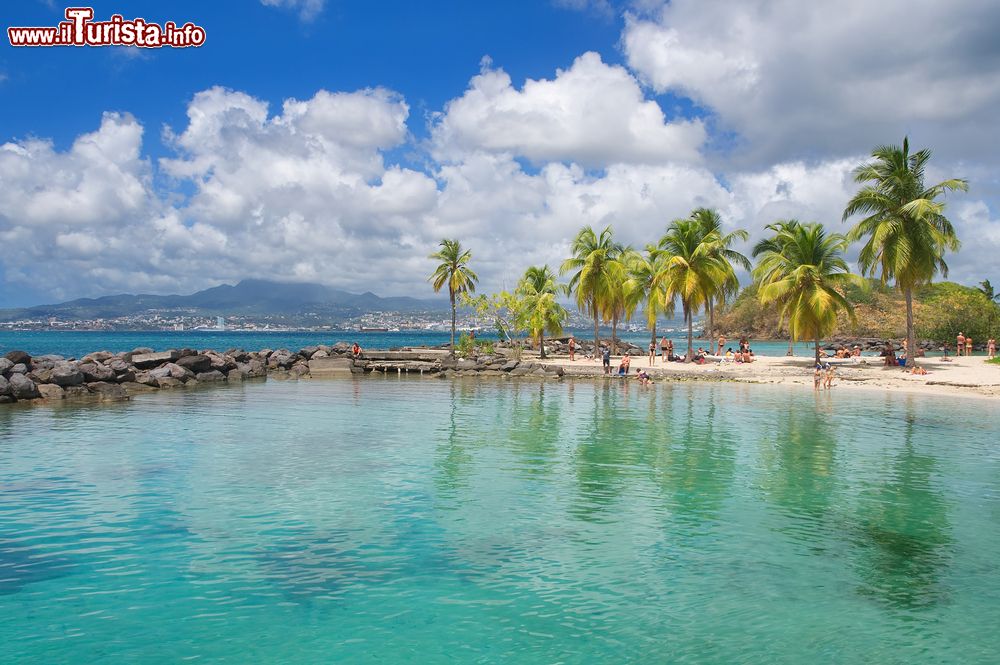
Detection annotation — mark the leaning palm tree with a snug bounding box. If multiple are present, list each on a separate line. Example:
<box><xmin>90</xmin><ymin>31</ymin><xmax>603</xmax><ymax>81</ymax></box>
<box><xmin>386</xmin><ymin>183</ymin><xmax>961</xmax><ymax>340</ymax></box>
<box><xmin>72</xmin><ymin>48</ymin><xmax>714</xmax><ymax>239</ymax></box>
<box><xmin>516</xmin><ymin>265</ymin><xmax>569</xmax><ymax>359</ymax></box>
<box><xmin>624</xmin><ymin>246</ymin><xmax>674</xmax><ymax>348</ymax></box>
<box><xmin>429</xmin><ymin>239</ymin><xmax>479</xmax><ymax>358</ymax></box>
<box><xmin>658</xmin><ymin>218</ymin><xmax>729</xmax><ymax>362</ymax></box>
<box><xmin>560</xmin><ymin>225</ymin><xmax>623</xmax><ymax>354</ymax></box>
<box><xmin>690</xmin><ymin>208</ymin><xmax>750</xmax><ymax>338</ymax></box>
<box><xmin>843</xmin><ymin>137</ymin><xmax>968</xmax><ymax>367</ymax></box>
<box><xmin>753</xmin><ymin>222</ymin><xmax>862</xmax><ymax>363</ymax></box>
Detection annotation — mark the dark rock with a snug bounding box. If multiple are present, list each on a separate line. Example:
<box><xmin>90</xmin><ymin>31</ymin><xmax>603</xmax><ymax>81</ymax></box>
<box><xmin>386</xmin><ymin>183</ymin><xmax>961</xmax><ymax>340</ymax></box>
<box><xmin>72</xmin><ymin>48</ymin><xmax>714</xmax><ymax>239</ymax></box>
<box><xmin>176</xmin><ymin>354</ymin><xmax>212</xmax><ymax>373</ymax></box>
<box><xmin>79</xmin><ymin>362</ymin><xmax>115</xmax><ymax>382</ymax></box>
<box><xmin>177</xmin><ymin>348</ymin><xmax>198</xmax><ymax>358</ymax></box>
<box><xmin>195</xmin><ymin>370</ymin><xmax>226</xmax><ymax>382</ymax></box>
<box><xmin>0</xmin><ymin>375</ymin><xmax>9</xmax><ymax>396</ymax></box>
<box><xmin>299</xmin><ymin>346</ymin><xmax>320</xmax><ymax>359</ymax></box>
<box><xmin>9</xmin><ymin>374</ymin><xmax>40</xmax><ymax>399</ymax></box>
<box><xmin>37</xmin><ymin>384</ymin><xmax>65</xmax><ymax>400</ymax></box>
<box><xmin>86</xmin><ymin>382</ymin><xmax>128</xmax><ymax>401</ymax></box>
<box><xmin>0</xmin><ymin>395</ymin><xmax>14</xmax><ymax>404</ymax></box>
<box><xmin>501</xmin><ymin>360</ymin><xmax>519</xmax><ymax>371</ymax></box>
<box><xmin>0</xmin><ymin>358</ymin><xmax>12</xmax><ymax>374</ymax></box>
<box><xmin>115</xmin><ymin>369</ymin><xmax>136</xmax><ymax>383</ymax></box>
<box><xmin>50</xmin><ymin>364</ymin><xmax>85</xmax><ymax>386</ymax></box>
<box><xmin>4</xmin><ymin>350</ymin><xmax>31</xmax><ymax>366</ymax></box>
<box><xmin>132</xmin><ymin>351</ymin><xmax>179</xmax><ymax>369</ymax></box>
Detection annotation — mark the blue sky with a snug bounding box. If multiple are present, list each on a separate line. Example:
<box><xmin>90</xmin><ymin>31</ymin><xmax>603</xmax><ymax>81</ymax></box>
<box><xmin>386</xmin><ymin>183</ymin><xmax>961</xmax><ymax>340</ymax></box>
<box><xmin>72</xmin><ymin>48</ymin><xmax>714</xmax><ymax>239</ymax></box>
<box><xmin>2</xmin><ymin>0</ymin><xmax>998</xmax><ymax>307</ymax></box>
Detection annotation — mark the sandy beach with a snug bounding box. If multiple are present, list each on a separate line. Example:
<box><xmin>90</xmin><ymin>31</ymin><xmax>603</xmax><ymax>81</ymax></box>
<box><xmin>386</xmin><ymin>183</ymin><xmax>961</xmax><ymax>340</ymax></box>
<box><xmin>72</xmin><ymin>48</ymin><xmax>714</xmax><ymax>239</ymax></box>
<box><xmin>529</xmin><ymin>351</ymin><xmax>1000</xmax><ymax>400</ymax></box>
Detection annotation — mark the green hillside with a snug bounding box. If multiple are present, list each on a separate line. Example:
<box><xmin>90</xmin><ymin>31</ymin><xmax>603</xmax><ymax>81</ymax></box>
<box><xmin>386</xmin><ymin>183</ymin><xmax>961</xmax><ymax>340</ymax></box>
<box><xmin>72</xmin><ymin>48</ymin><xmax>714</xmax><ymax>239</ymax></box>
<box><xmin>714</xmin><ymin>280</ymin><xmax>1000</xmax><ymax>342</ymax></box>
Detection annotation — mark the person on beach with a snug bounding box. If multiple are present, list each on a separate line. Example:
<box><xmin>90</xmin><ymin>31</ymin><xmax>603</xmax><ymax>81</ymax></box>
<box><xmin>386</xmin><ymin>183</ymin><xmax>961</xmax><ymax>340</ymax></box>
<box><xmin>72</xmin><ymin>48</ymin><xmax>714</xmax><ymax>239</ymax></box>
<box><xmin>824</xmin><ymin>363</ymin><xmax>835</xmax><ymax>389</ymax></box>
<box><xmin>660</xmin><ymin>336</ymin><xmax>669</xmax><ymax>361</ymax></box>
<box><xmin>667</xmin><ymin>339</ymin><xmax>675</xmax><ymax>361</ymax></box>
<box><xmin>717</xmin><ymin>335</ymin><xmax>726</xmax><ymax>356</ymax></box>
<box><xmin>602</xmin><ymin>345</ymin><xmax>611</xmax><ymax>374</ymax></box>
<box><xmin>814</xmin><ymin>363</ymin><xmax>823</xmax><ymax>390</ymax></box>
<box><xmin>352</xmin><ymin>342</ymin><xmax>363</xmax><ymax>359</ymax></box>
<box><xmin>966</xmin><ymin>336</ymin><xmax>973</xmax><ymax>356</ymax></box>
<box><xmin>882</xmin><ymin>342</ymin><xmax>896</xmax><ymax>367</ymax></box>
<box><xmin>636</xmin><ymin>368</ymin><xmax>652</xmax><ymax>386</ymax></box>
<box><xmin>618</xmin><ymin>352</ymin><xmax>631</xmax><ymax>376</ymax></box>
<box><xmin>989</xmin><ymin>337</ymin><xmax>996</xmax><ymax>359</ymax></box>
<box><xmin>957</xmin><ymin>332</ymin><xmax>965</xmax><ymax>356</ymax></box>
<box><xmin>648</xmin><ymin>340</ymin><xmax>656</xmax><ymax>366</ymax></box>
<box><xmin>568</xmin><ymin>336</ymin><xmax>576</xmax><ymax>362</ymax></box>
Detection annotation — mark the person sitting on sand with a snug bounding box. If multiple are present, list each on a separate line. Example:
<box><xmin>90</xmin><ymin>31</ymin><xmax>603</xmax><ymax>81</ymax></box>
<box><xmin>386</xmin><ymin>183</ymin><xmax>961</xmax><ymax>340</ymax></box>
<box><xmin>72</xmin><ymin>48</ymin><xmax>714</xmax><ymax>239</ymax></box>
<box><xmin>568</xmin><ymin>335</ymin><xmax>576</xmax><ymax>362</ymax></box>
<box><xmin>910</xmin><ymin>365</ymin><xmax>928</xmax><ymax>375</ymax></box>
<box><xmin>745</xmin><ymin>348</ymin><xmax>755</xmax><ymax>363</ymax></box>
<box><xmin>725</xmin><ymin>347</ymin><xmax>734</xmax><ymax>359</ymax></box>
<box><xmin>618</xmin><ymin>352</ymin><xmax>631</xmax><ymax>376</ymax></box>
<box><xmin>882</xmin><ymin>342</ymin><xmax>896</xmax><ymax>367</ymax></box>
<box><xmin>957</xmin><ymin>331</ymin><xmax>965</xmax><ymax>356</ymax></box>
<box><xmin>352</xmin><ymin>342</ymin><xmax>363</xmax><ymax>359</ymax></box>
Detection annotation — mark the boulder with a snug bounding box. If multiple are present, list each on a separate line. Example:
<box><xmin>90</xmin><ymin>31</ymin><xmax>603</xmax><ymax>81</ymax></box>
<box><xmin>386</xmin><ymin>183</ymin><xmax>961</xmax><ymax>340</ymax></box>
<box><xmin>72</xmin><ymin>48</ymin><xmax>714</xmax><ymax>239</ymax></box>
<box><xmin>81</xmin><ymin>351</ymin><xmax>114</xmax><ymax>363</ymax></box>
<box><xmin>155</xmin><ymin>376</ymin><xmax>184</xmax><ymax>389</ymax></box>
<box><xmin>63</xmin><ymin>385</ymin><xmax>90</xmax><ymax>398</ymax></box>
<box><xmin>132</xmin><ymin>351</ymin><xmax>179</xmax><ymax>369</ymax></box>
<box><xmin>50</xmin><ymin>364</ymin><xmax>85</xmax><ymax>386</ymax></box>
<box><xmin>9</xmin><ymin>363</ymin><xmax>28</xmax><ymax>375</ymax></box>
<box><xmin>227</xmin><ymin>368</ymin><xmax>248</xmax><ymax>382</ymax></box>
<box><xmin>9</xmin><ymin>374</ymin><xmax>40</xmax><ymax>400</ymax></box>
<box><xmin>131</xmin><ymin>347</ymin><xmax>155</xmax><ymax>355</ymax></box>
<box><xmin>311</xmin><ymin>349</ymin><xmax>329</xmax><ymax>359</ymax></box>
<box><xmin>4</xmin><ymin>350</ymin><xmax>31</xmax><ymax>366</ymax></box>
<box><xmin>176</xmin><ymin>348</ymin><xmax>198</xmax><ymax>359</ymax></box>
<box><xmin>299</xmin><ymin>346</ymin><xmax>320</xmax><ymax>359</ymax></box>
<box><xmin>79</xmin><ymin>362</ymin><xmax>115</xmax><ymax>383</ymax></box>
<box><xmin>121</xmin><ymin>382</ymin><xmax>158</xmax><ymax>396</ymax></box>
<box><xmin>331</xmin><ymin>342</ymin><xmax>350</xmax><ymax>353</ymax></box>
<box><xmin>36</xmin><ymin>384</ymin><xmax>65</xmax><ymax>400</ymax></box>
<box><xmin>115</xmin><ymin>369</ymin><xmax>136</xmax><ymax>384</ymax></box>
<box><xmin>501</xmin><ymin>360</ymin><xmax>519</xmax><ymax>372</ymax></box>
<box><xmin>0</xmin><ymin>358</ymin><xmax>12</xmax><ymax>374</ymax></box>
<box><xmin>290</xmin><ymin>363</ymin><xmax>310</xmax><ymax>377</ymax></box>
<box><xmin>34</xmin><ymin>354</ymin><xmax>65</xmax><ymax>363</ymax></box>
<box><xmin>0</xmin><ymin>395</ymin><xmax>14</xmax><ymax>404</ymax></box>
<box><xmin>135</xmin><ymin>372</ymin><xmax>158</xmax><ymax>387</ymax></box>
<box><xmin>176</xmin><ymin>354</ymin><xmax>212</xmax><ymax>373</ymax></box>
<box><xmin>0</xmin><ymin>375</ymin><xmax>9</xmax><ymax>396</ymax></box>
<box><xmin>509</xmin><ymin>366</ymin><xmax>531</xmax><ymax>377</ymax></box>
<box><xmin>108</xmin><ymin>359</ymin><xmax>130</xmax><ymax>373</ymax></box>
<box><xmin>86</xmin><ymin>382</ymin><xmax>128</xmax><ymax>401</ymax></box>
<box><xmin>456</xmin><ymin>359</ymin><xmax>478</xmax><ymax>371</ymax></box>
<box><xmin>195</xmin><ymin>370</ymin><xmax>226</xmax><ymax>382</ymax></box>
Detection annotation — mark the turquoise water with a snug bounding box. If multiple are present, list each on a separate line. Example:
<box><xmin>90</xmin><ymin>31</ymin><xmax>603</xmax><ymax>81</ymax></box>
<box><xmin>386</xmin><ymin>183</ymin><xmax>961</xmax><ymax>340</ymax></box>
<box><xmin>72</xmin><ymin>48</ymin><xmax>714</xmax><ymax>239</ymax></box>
<box><xmin>0</xmin><ymin>329</ymin><xmax>818</xmax><ymax>358</ymax></box>
<box><xmin>2</xmin><ymin>379</ymin><xmax>998</xmax><ymax>663</ymax></box>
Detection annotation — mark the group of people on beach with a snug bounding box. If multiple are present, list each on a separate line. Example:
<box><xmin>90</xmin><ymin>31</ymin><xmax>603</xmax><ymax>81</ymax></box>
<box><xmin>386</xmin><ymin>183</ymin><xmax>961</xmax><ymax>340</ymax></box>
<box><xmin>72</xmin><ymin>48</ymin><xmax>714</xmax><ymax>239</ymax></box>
<box><xmin>957</xmin><ymin>332</ymin><xmax>997</xmax><ymax>358</ymax></box>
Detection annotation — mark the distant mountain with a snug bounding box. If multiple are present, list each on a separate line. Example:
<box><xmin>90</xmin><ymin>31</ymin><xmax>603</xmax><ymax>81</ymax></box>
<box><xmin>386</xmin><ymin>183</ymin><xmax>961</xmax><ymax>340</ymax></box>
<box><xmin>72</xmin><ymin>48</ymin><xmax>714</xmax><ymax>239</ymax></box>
<box><xmin>0</xmin><ymin>279</ymin><xmax>449</xmax><ymax>321</ymax></box>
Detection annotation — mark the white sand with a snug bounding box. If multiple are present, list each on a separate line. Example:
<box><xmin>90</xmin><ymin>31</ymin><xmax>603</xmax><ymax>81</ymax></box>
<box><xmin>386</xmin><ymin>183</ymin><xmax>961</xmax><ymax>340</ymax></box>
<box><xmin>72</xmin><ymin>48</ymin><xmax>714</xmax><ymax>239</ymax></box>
<box><xmin>534</xmin><ymin>352</ymin><xmax>1000</xmax><ymax>400</ymax></box>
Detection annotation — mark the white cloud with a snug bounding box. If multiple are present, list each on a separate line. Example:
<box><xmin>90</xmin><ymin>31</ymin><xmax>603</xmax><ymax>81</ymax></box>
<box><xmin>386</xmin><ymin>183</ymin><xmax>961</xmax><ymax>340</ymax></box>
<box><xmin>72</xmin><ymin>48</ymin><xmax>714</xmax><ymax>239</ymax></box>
<box><xmin>432</xmin><ymin>52</ymin><xmax>706</xmax><ymax>167</ymax></box>
<box><xmin>623</xmin><ymin>0</ymin><xmax>1000</xmax><ymax>166</ymax></box>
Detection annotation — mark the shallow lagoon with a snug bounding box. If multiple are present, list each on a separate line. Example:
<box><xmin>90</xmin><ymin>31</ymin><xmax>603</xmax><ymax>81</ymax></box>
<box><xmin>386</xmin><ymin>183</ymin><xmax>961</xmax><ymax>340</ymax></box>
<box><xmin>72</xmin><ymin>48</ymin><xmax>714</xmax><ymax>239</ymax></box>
<box><xmin>2</xmin><ymin>378</ymin><xmax>998</xmax><ymax>663</ymax></box>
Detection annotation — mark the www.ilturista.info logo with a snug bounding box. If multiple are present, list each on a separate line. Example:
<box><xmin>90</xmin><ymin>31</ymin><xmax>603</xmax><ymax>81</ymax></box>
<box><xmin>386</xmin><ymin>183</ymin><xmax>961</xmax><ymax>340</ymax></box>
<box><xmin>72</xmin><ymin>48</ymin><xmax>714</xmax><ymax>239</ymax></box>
<box><xmin>8</xmin><ymin>7</ymin><xmax>206</xmax><ymax>48</ymax></box>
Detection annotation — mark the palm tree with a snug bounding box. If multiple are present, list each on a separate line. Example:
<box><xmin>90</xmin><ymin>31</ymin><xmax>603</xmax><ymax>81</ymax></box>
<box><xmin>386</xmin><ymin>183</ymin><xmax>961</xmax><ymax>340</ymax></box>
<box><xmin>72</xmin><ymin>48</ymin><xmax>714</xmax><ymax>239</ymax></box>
<box><xmin>843</xmin><ymin>137</ymin><xmax>968</xmax><ymax>367</ymax></box>
<box><xmin>753</xmin><ymin>222</ymin><xmax>862</xmax><ymax>363</ymax></box>
<box><xmin>516</xmin><ymin>265</ymin><xmax>568</xmax><ymax>359</ymax></box>
<box><xmin>753</xmin><ymin>219</ymin><xmax>803</xmax><ymax>355</ymax></box>
<box><xmin>428</xmin><ymin>239</ymin><xmax>479</xmax><ymax>358</ymax></box>
<box><xmin>690</xmin><ymin>208</ymin><xmax>750</xmax><ymax>338</ymax></box>
<box><xmin>978</xmin><ymin>279</ymin><xmax>998</xmax><ymax>302</ymax></box>
<box><xmin>560</xmin><ymin>225</ymin><xmax>623</xmax><ymax>355</ymax></box>
<box><xmin>657</xmin><ymin>218</ymin><xmax>730</xmax><ymax>362</ymax></box>
<box><xmin>600</xmin><ymin>257</ymin><xmax>633</xmax><ymax>355</ymax></box>
<box><xmin>625</xmin><ymin>246</ymin><xmax>674</xmax><ymax>348</ymax></box>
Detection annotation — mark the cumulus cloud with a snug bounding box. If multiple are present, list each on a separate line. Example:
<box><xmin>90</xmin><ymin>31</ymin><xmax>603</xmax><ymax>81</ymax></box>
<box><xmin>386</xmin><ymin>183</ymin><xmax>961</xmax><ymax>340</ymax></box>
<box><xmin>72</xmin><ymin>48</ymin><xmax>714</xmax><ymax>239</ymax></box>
<box><xmin>432</xmin><ymin>52</ymin><xmax>706</xmax><ymax>167</ymax></box>
<box><xmin>623</xmin><ymin>0</ymin><xmax>1000</xmax><ymax>166</ymax></box>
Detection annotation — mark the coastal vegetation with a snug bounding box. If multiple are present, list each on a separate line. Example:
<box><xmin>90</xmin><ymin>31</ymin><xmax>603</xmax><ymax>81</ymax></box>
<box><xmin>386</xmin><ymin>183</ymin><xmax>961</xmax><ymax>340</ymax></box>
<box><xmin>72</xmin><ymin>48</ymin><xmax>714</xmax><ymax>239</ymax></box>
<box><xmin>432</xmin><ymin>138</ymin><xmax>990</xmax><ymax>358</ymax></box>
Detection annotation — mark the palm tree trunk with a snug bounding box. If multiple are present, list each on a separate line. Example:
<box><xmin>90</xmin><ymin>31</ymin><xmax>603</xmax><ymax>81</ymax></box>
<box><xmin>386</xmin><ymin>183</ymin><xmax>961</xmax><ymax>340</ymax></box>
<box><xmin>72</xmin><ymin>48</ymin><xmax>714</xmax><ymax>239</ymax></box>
<box><xmin>787</xmin><ymin>337</ymin><xmax>794</xmax><ymax>356</ymax></box>
<box><xmin>450</xmin><ymin>291</ymin><xmax>456</xmax><ymax>358</ymax></box>
<box><xmin>539</xmin><ymin>331</ymin><xmax>546</xmax><ymax>359</ymax></box>
<box><xmin>814</xmin><ymin>338</ymin><xmax>820</xmax><ymax>364</ymax></box>
<box><xmin>612</xmin><ymin>314</ymin><xmax>618</xmax><ymax>356</ymax></box>
<box><xmin>685</xmin><ymin>306</ymin><xmax>693</xmax><ymax>363</ymax></box>
<box><xmin>593</xmin><ymin>300</ymin><xmax>600</xmax><ymax>357</ymax></box>
<box><xmin>905</xmin><ymin>287</ymin><xmax>916</xmax><ymax>368</ymax></box>
<box><xmin>650</xmin><ymin>321</ymin><xmax>657</xmax><ymax>366</ymax></box>
<box><xmin>707</xmin><ymin>300</ymin><xmax>714</xmax><ymax>339</ymax></box>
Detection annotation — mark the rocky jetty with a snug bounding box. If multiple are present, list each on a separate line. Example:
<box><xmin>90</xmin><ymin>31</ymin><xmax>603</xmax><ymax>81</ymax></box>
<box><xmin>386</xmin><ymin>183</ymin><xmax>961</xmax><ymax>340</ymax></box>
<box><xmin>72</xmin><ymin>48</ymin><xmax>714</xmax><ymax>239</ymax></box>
<box><xmin>0</xmin><ymin>341</ymin><xmax>584</xmax><ymax>405</ymax></box>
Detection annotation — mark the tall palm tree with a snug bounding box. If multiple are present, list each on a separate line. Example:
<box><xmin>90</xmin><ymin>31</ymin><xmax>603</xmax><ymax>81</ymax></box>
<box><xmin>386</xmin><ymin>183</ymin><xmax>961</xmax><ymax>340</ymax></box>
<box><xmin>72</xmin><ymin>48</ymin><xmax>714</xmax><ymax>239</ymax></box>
<box><xmin>753</xmin><ymin>219</ymin><xmax>804</xmax><ymax>355</ymax></box>
<box><xmin>600</xmin><ymin>257</ymin><xmax>633</xmax><ymax>355</ymax></box>
<box><xmin>658</xmin><ymin>218</ymin><xmax>730</xmax><ymax>362</ymax></box>
<box><xmin>429</xmin><ymin>239</ymin><xmax>479</xmax><ymax>358</ymax></box>
<box><xmin>625</xmin><ymin>246</ymin><xmax>674</xmax><ymax>348</ymax></box>
<box><xmin>753</xmin><ymin>222</ymin><xmax>862</xmax><ymax>363</ymax></box>
<box><xmin>690</xmin><ymin>208</ymin><xmax>750</xmax><ymax>338</ymax></box>
<box><xmin>560</xmin><ymin>225</ymin><xmax>623</xmax><ymax>355</ymax></box>
<box><xmin>978</xmin><ymin>279</ymin><xmax>998</xmax><ymax>302</ymax></box>
<box><xmin>843</xmin><ymin>137</ymin><xmax>968</xmax><ymax>367</ymax></box>
<box><xmin>516</xmin><ymin>265</ymin><xmax>568</xmax><ymax>359</ymax></box>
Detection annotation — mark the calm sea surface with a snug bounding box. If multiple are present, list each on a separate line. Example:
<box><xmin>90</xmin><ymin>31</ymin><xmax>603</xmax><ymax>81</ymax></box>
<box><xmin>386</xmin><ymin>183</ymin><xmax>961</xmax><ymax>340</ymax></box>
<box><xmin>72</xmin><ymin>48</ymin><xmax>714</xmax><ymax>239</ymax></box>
<box><xmin>2</xmin><ymin>378</ymin><xmax>998</xmax><ymax>663</ymax></box>
<box><xmin>0</xmin><ymin>330</ymin><xmax>821</xmax><ymax>359</ymax></box>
